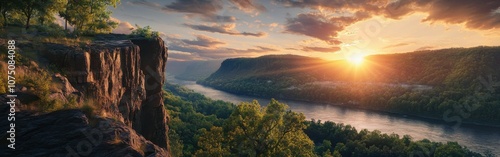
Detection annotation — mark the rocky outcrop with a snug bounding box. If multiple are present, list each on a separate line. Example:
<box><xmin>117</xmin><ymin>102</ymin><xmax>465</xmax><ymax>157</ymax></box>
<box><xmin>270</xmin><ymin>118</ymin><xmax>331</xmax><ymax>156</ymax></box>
<box><xmin>0</xmin><ymin>103</ymin><xmax>169</xmax><ymax>157</ymax></box>
<box><xmin>39</xmin><ymin>36</ymin><xmax>169</xmax><ymax>152</ymax></box>
<box><xmin>130</xmin><ymin>38</ymin><xmax>169</xmax><ymax>149</ymax></box>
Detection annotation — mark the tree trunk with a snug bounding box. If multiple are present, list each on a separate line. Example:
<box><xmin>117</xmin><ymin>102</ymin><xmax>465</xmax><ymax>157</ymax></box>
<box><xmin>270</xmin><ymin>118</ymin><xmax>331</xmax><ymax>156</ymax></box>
<box><xmin>2</xmin><ymin>11</ymin><xmax>7</xmax><ymax>27</ymax></box>
<box><xmin>25</xmin><ymin>15</ymin><xmax>31</xmax><ymax>29</ymax></box>
<box><xmin>65</xmin><ymin>19</ymin><xmax>67</xmax><ymax>30</ymax></box>
<box><xmin>24</xmin><ymin>7</ymin><xmax>33</xmax><ymax>30</ymax></box>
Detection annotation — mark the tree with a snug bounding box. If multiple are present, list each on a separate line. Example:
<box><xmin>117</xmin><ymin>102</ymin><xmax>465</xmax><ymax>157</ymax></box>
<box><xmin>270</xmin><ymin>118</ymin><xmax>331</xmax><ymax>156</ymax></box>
<box><xmin>0</xmin><ymin>0</ymin><xmax>14</xmax><ymax>27</ymax></box>
<box><xmin>12</xmin><ymin>0</ymin><xmax>66</xmax><ymax>29</ymax></box>
<box><xmin>195</xmin><ymin>127</ymin><xmax>231</xmax><ymax>157</ymax></box>
<box><xmin>62</xmin><ymin>0</ymin><xmax>119</xmax><ymax>34</ymax></box>
<box><xmin>196</xmin><ymin>99</ymin><xmax>316</xmax><ymax>156</ymax></box>
<box><xmin>36</xmin><ymin>0</ymin><xmax>67</xmax><ymax>26</ymax></box>
<box><xmin>16</xmin><ymin>0</ymin><xmax>38</xmax><ymax>29</ymax></box>
<box><xmin>434</xmin><ymin>142</ymin><xmax>467</xmax><ymax>157</ymax></box>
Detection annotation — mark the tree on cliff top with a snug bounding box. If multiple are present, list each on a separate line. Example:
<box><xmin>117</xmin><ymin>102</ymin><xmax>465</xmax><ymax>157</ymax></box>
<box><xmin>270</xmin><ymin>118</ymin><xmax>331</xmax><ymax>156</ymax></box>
<box><xmin>3</xmin><ymin>0</ymin><xmax>119</xmax><ymax>34</ymax></box>
<box><xmin>60</xmin><ymin>0</ymin><xmax>119</xmax><ymax>34</ymax></box>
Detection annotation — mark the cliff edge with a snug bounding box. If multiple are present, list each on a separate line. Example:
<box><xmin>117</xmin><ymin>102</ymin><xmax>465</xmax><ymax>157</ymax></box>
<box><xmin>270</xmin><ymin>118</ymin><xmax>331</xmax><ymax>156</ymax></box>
<box><xmin>0</xmin><ymin>35</ymin><xmax>170</xmax><ymax>156</ymax></box>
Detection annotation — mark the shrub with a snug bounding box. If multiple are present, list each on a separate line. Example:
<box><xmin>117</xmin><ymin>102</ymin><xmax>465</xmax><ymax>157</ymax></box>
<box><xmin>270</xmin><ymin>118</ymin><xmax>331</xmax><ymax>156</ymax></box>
<box><xmin>18</xmin><ymin>70</ymin><xmax>51</xmax><ymax>98</ymax></box>
<box><xmin>0</xmin><ymin>71</ymin><xmax>7</xmax><ymax>94</ymax></box>
<box><xmin>30</xmin><ymin>23</ymin><xmax>67</xmax><ymax>37</ymax></box>
<box><xmin>81</xmin><ymin>100</ymin><xmax>96</xmax><ymax>118</ymax></box>
<box><xmin>130</xmin><ymin>25</ymin><xmax>159</xmax><ymax>39</ymax></box>
<box><xmin>0</xmin><ymin>47</ymin><xmax>7</xmax><ymax>94</ymax></box>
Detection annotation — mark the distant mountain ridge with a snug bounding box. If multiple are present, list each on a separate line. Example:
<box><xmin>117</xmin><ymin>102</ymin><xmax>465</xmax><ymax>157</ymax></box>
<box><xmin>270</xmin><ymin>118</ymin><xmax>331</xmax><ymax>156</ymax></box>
<box><xmin>167</xmin><ymin>60</ymin><xmax>222</xmax><ymax>81</ymax></box>
<box><xmin>204</xmin><ymin>47</ymin><xmax>500</xmax><ymax>87</ymax></box>
<box><xmin>199</xmin><ymin>46</ymin><xmax>500</xmax><ymax>126</ymax></box>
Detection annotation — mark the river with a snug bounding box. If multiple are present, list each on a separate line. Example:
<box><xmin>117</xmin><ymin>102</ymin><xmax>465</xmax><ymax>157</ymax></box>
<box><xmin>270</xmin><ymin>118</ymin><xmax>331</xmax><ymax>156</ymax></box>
<box><xmin>167</xmin><ymin>76</ymin><xmax>500</xmax><ymax>155</ymax></box>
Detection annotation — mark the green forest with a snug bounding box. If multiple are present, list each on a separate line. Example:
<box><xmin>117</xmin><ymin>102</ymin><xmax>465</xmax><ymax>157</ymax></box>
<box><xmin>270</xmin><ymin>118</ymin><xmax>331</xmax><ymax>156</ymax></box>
<box><xmin>164</xmin><ymin>83</ymin><xmax>489</xmax><ymax>157</ymax></box>
<box><xmin>0</xmin><ymin>0</ymin><xmax>120</xmax><ymax>34</ymax></box>
<box><xmin>199</xmin><ymin>47</ymin><xmax>500</xmax><ymax>126</ymax></box>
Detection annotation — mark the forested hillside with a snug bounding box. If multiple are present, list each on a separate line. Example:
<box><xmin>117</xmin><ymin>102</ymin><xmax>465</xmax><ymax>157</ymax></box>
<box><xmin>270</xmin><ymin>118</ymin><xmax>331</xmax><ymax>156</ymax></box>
<box><xmin>199</xmin><ymin>47</ymin><xmax>500</xmax><ymax>126</ymax></box>
<box><xmin>164</xmin><ymin>83</ymin><xmax>487</xmax><ymax>157</ymax></box>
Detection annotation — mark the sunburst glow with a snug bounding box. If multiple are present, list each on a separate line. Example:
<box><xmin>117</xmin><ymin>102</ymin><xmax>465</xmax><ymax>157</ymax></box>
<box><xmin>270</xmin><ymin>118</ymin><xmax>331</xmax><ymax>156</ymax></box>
<box><xmin>346</xmin><ymin>54</ymin><xmax>365</xmax><ymax>65</ymax></box>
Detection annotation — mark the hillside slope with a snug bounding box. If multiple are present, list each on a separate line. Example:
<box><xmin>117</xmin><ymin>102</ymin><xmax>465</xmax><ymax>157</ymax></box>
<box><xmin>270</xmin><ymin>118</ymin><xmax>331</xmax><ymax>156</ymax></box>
<box><xmin>200</xmin><ymin>47</ymin><xmax>500</xmax><ymax>126</ymax></box>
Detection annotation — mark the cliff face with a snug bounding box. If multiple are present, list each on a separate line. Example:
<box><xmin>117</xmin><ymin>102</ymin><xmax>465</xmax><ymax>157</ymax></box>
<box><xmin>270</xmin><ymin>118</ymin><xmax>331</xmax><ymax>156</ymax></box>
<box><xmin>131</xmin><ymin>38</ymin><xmax>169</xmax><ymax>148</ymax></box>
<box><xmin>41</xmin><ymin>37</ymin><xmax>169</xmax><ymax>150</ymax></box>
<box><xmin>0</xmin><ymin>105</ymin><xmax>169</xmax><ymax>157</ymax></box>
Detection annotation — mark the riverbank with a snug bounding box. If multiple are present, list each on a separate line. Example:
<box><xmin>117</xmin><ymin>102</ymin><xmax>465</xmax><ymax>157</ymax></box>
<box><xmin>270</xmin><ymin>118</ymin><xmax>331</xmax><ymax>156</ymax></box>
<box><xmin>287</xmin><ymin>97</ymin><xmax>500</xmax><ymax>129</ymax></box>
<box><xmin>195</xmin><ymin>80</ymin><xmax>500</xmax><ymax>129</ymax></box>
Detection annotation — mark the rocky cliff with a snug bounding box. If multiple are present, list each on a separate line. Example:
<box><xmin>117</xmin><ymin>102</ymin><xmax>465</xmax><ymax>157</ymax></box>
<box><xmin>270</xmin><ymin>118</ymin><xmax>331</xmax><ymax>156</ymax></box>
<box><xmin>0</xmin><ymin>104</ymin><xmax>169</xmax><ymax>157</ymax></box>
<box><xmin>0</xmin><ymin>36</ymin><xmax>170</xmax><ymax>156</ymax></box>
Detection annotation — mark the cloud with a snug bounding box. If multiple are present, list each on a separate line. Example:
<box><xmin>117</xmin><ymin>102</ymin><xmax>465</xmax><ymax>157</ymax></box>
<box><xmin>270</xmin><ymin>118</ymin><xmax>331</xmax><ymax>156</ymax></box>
<box><xmin>168</xmin><ymin>51</ymin><xmax>206</xmax><ymax>61</ymax></box>
<box><xmin>239</xmin><ymin>46</ymin><xmax>278</xmax><ymax>53</ymax></box>
<box><xmin>166</xmin><ymin>34</ymin><xmax>277</xmax><ymax>59</ymax></box>
<box><xmin>277</xmin><ymin>0</ymin><xmax>500</xmax><ymax>45</ymax></box>
<box><xmin>200</xmin><ymin>15</ymin><xmax>237</xmax><ymax>23</ymax></box>
<box><xmin>383</xmin><ymin>42</ymin><xmax>412</xmax><ymax>49</ymax></box>
<box><xmin>183</xmin><ymin>23</ymin><xmax>267</xmax><ymax>37</ymax></box>
<box><xmin>287</xmin><ymin>46</ymin><xmax>341</xmax><ymax>53</ymax></box>
<box><xmin>421</xmin><ymin>0</ymin><xmax>500</xmax><ymax>30</ymax></box>
<box><xmin>181</xmin><ymin>34</ymin><xmax>226</xmax><ymax>48</ymax></box>
<box><xmin>112</xmin><ymin>21</ymin><xmax>135</xmax><ymax>34</ymax></box>
<box><xmin>130</xmin><ymin>0</ymin><xmax>235</xmax><ymax>23</ymax></box>
<box><xmin>169</xmin><ymin>44</ymin><xmax>278</xmax><ymax>58</ymax></box>
<box><xmin>103</xmin><ymin>17</ymin><xmax>135</xmax><ymax>34</ymax></box>
<box><xmin>415</xmin><ymin>46</ymin><xmax>436</xmax><ymax>51</ymax></box>
<box><xmin>228</xmin><ymin>0</ymin><xmax>267</xmax><ymax>13</ymax></box>
<box><xmin>301</xmin><ymin>46</ymin><xmax>341</xmax><ymax>53</ymax></box>
<box><xmin>128</xmin><ymin>0</ymin><xmax>162</xmax><ymax>9</ymax></box>
<box><xmin>162</xmin><ymin>0</ymin><xmax>236</xmax><ymax>23</ymax></box>
<box><xmin>284</xmin><ymin>12</ymin><xmax>369</xmax><ymax>44</ymax></box>
<box><xmin>164</xmin><ymin>0</ymin><xmax>222</xmax><ymax>15</ymax></box>
<box><xmin>276</xmin><ymin>0</ymin><xmax>500</xmax><ymax>30</ymax></box>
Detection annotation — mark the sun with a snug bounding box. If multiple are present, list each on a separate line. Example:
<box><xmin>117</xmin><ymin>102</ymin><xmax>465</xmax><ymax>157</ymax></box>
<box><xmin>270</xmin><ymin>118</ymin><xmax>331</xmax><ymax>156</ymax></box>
<box><xmin>346</xmin><ymin>53</ymin><xmax>365</xmax><ymax>65</ymax></box>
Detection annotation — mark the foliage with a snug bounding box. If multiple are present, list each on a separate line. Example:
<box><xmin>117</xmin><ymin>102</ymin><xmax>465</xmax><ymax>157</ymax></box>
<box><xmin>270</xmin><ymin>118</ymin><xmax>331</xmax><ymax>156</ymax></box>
<box><xmin>164</xmin><ymin>83</ymin><xmax>235</xmax><ymax>156</ymax></box>
<box><xmin>16</xmin><ymin>69</ymin><xmax>80</xmax><ymax>112</ymax></box>
<box><xmin>0</xmin><ymin>65</ymin><xmax>6</xmax><ymax>94</ymax></box>
<box><xmin>305</xmin><ymin>119</ymin><xmax>483</xmax><ymax>157</ymax></box>
<box><xmin>15</xmin><ymin>0</ymin><xmax>38</xmax><ymax>29</ymax></box>
<box><xmin>36</xmin><ymin>0</ymin><xmax>67</xmax><ymax>25</ymax></box>
<box><xmin>0</xmin><ymin>46</ymin><xmax>8</xmax><ymax>94</ymax></box>
<box><xmin>0</xmin><ymin>0</ymin><xmax>15</xmax><ymax>27</ymax></box>
<box><xmin>30</xmin><ymin>22</ymin><xmax>67</xmax><ymax>37</ymax></box>
<box><xmin>2</xmin><ymin>0</ymin><xmax>118</xmax><ymax>34</ymax></box>
<box><xmin>81</xmin><ymin>99</ymin><xmax>96</xmax><ymax>118</ymax></box>
<box><xmin>61</xmin><ymin>0</ymin><xmax>119</xmax><ymax>34</ymax></box>
<box><xmin>1</xmin><ymin>52</ymin><xmax>79</xmax><ymax>112</ymax></box>
<box><xmin>195</xmin><ymin>99</ymin><xmax>316</xmax><ymax>157</ymax></box>
<box><xmin>130</xmin><ymin>25</ymin><xmax>160</xmax><ymax>39</ymax></box>
<box><xmin>194</xmin><ymin>127</ymin><xmax>231</xmax><ymax>157</ymax></box>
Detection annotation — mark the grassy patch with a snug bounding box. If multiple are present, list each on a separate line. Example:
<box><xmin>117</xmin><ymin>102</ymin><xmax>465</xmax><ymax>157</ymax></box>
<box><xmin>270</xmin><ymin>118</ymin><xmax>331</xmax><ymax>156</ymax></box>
<box><xmin>36</xmin><ymin>36</ymin><xmax>91</xmax><ymax>47</ymax></box>
<box><xmin>81</xmin><ymin>99</ymin><xmax>96</xmax><ymax>118</ymax></box>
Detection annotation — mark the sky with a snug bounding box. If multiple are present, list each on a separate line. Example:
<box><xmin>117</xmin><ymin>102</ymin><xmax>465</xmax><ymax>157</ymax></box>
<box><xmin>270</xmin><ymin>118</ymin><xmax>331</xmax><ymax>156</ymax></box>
<box><xmin>109</xmin><ymin>0</ymin><xmax>500</xmax><ymax>61</ymax></box>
